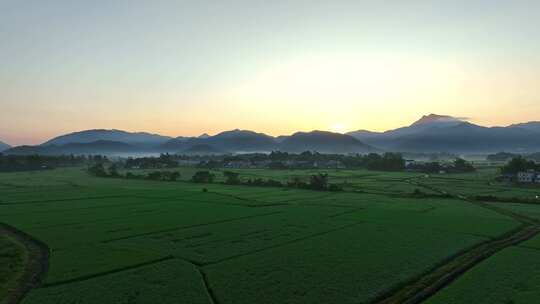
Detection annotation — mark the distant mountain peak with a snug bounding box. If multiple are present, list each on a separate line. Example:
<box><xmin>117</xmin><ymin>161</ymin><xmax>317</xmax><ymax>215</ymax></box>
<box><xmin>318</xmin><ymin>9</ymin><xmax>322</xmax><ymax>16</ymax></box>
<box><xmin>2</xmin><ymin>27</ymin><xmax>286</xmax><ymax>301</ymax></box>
<box><xmin>411</xmin><ymin>114</ymin><xmax>462</xmax><ymax>126</ymax></box>
<box><xmin>42</xmin><ymin>129</ymin><xmax>172</xmax><ymax>147</ymax></box>
<box><xmin>198</xmin><ymin>133</ymin><xmax>210</xmax><ymax>139</ymax></box>
<box><xmin>280</xmin><ymin>130</ymin><xmax>374</xmax><ymax>153</ymax></box>
<box><xmin>214</xmin><ymin>129</ymin><xmax>273</xmax><ymax>138</ymax></box>
<box><xmin>0</xmin><ymin>140</ymin><xmax>11</xmax><ymax>152</ymax></box>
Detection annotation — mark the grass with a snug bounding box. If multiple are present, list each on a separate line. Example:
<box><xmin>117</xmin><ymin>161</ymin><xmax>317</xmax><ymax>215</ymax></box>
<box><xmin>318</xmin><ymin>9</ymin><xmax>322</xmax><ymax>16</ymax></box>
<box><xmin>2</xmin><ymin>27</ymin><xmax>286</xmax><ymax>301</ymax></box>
<box><xmin>0</xmin><ymin>234</ymin><xmax>27</xmax><ymax>303</ymax></box>
<box><xmin>424</xmin><ymin>246</ymin><xmax>540</xmax><ymax>304</ymax></box>
<box><xmin>0</xmin><ymin>166</ymin><xmax>535</xmax><ymax>303</ymax></box>
<box><xmin>21</xmin><ymin>259</ymin><xmax>212</xmax><ymax>304</ymax></box>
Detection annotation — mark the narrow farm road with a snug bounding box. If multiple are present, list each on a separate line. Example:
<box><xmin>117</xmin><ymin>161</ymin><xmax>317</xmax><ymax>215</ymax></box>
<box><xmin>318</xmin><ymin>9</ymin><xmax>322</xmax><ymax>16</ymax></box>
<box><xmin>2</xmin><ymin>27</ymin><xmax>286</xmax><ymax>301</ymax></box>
<box><xmin>372</xmin><ymin>178</ymin><xmax>540</xmax><ymax>304</ymax></box>
<box><xmin>0</xmin><ymin>223</ymin><xmax>49</xmax><ymax>304</ymax></box>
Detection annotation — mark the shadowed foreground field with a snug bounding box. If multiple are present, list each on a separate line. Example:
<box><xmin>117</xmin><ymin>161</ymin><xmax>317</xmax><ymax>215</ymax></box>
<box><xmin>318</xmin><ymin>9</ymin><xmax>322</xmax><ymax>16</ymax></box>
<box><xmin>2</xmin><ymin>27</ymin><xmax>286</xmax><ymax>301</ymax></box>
<box><xmin>1</xmin><ymin>168</ymin><xmax>539</xmax><ymax>303</ymax></box>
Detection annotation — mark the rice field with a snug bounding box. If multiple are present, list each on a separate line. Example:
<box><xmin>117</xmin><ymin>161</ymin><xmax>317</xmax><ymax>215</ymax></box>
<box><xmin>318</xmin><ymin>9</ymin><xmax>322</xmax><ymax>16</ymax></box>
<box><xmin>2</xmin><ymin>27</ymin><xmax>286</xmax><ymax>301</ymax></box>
<box><xmin>0</xmin><ymin>167</ymin><xmax>538</xmax><ymax>304</ymax></box>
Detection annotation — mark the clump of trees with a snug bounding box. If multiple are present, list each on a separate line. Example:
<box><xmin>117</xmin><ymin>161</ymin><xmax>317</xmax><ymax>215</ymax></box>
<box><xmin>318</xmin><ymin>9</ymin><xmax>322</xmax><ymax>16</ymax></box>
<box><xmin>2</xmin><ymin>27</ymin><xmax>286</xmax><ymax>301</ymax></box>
<box><xmin>245</xmin><ymin>178</ymin><xmax>283</xmax><ymax>187</ymax></box>
<box><xmin>0</xmin><ymin>154</ymin><xmax>89</xmax><ymax>172</ymax></box>
<box><xmin>452</xmin><ymin>158</ymin><xmax>475</xmax><ymax>173</ymax></box>
<box><xmin>223</xmin><ymin>171</ymin><xmax>241</xmax><ymax>185</ymax></box>
<box><xmin>190</xmin><ymin>170</ymin><xmax>342</xmax><ymax>192</ymax></box>
<box><xmin>364</xmin><ymin>153</ymin><xmax>405</xmax><ymax>171</ymax></box>
<box><xmin>125</xmin><ymin>154</ymin><xmax>178</xmax><ymax>169</ymax></box>
<box><xmin>191</xmin><ymin>171</ymin><xmax>216</xmax><ymax>183</ymax></box>
<box><xmin>287</xmin><ymin>173</ymin><xmax>342</xmax><ymax>191</ymax></box>
<box><xmin>88</xmin><ymin>163</ymin><xmax>109</xmax><ymax>177</ymax></box>
<box><xmin>501</xmin><ymin>156</ymin><xmax>540</xmax><ymax>174</ymax></box>
<box><xmin>116</xmin><ymin>151</ymin><xmax>414</xmax><ymax>172</ymax></box>
<box><xmin>88</xmin><ymin>163</ymin><xmax>180</xmax><ymax>181</ymax></box>
<box><xmin>406</xmin><ymin>158</ymin><xmax>475</xmax><ymax>174</ymax></box>
<box><xmin>145</xmin><ymin>171</ymin><xmax>180</xmax><ymax>181</ymax></box>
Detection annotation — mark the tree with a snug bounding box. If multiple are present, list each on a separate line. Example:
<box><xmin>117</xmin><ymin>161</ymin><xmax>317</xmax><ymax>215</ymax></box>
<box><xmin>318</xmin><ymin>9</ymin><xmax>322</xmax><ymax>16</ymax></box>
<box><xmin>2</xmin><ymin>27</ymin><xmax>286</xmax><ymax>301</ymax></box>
<box><xmin>108</xmin><ymin>164</ymin><xmax>120</xmax><ymax>177</ymax></box>
<box><xmin>453</xmin><ymin>158</ymin><xmax>475</xmax><ymax>173</ymax></box>
<box><xmin>169</xmin><ymin>171</ymin><xmax>180</xmax><ymax>181</ymax></box>
<box><xmin>146</xmin><ymin>171</ymin><xmax>163</xmax><ymax>181</ymax></box>
<box><xmin>501</xmin><ymin>157</ymin><xmax>538</xmax><ymax>174</ymax></box>
<box><xmin>309</xmin><ymin>173</ymin><xmax>329</xmax><ymax>190</ymax></box>
<box><xmin>287</xmin><ymin>177</ymin><xmax>307</xmax><ymax>189</ymax></box>
<box><xmin>88</xmin><ymin>163</ymin><xmax>107</xmax><ymax>177</ymax></box>
<box><xmin>223</xmin><ymin>171</ymin><xmax>241</xmax><ymax>184</ymax></box>
<box><xmin>191</xmin><ymin>171</ymin><xmax>215</xmax><ymax>183</ymax></box>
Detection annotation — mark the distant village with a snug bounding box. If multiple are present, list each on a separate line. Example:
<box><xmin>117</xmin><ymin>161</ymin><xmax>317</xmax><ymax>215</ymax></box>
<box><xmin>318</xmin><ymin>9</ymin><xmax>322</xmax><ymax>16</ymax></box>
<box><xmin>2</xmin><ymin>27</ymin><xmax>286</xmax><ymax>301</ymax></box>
<box><xmin>120</xmin><ymin>151</ymin><xmax>477</xmax><ymax>174</ymax></box>
<box><xmin>497</xmin><ymin>156</ymin><xmax>540</xmax><ymax>184</ymax></box>
<box><xmin>499</xmin><ymin>171</ymin><xmax>540</xmax><ymax>184</ymax></box>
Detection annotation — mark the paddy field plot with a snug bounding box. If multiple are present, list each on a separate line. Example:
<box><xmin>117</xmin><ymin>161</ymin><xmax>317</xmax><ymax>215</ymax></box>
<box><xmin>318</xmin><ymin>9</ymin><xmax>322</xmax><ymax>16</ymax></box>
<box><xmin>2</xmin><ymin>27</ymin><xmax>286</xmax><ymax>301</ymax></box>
<box><xmin>0</xmin><ymin>168</ymin><xmax>528</xmax><ymax>304</ymax></box>
<box><xmin>425</xmin><ymin>246</ymin><xmax>540</xmax><ymax>304</ymax></box>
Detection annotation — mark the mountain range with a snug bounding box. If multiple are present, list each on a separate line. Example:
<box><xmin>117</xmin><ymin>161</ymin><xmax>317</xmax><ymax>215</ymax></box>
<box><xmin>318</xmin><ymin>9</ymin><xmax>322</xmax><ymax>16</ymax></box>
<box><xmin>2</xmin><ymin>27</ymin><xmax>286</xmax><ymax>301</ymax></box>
<box><xmin>4</xmin><ymin>129</ymin><xmax>375</xmax><ymax>155</ymax></box>
<box><xmin>347</xmin><ymin>114</ymin><xmax>540</xmax><ymax>153</ymax></box>
<box><xmin>3</xmin><ymin>114</ymin><xmax>540</xmax><ymax>155</ymax></box>
<box><xmin>42</xmin><ymin>129</ymin><xmax>172</xmax><ymax>148</ymax></box>
<box><xmin>0</xmin><ymin>141</ymin><xmax>11</xmax><ymax>152</ymax></box>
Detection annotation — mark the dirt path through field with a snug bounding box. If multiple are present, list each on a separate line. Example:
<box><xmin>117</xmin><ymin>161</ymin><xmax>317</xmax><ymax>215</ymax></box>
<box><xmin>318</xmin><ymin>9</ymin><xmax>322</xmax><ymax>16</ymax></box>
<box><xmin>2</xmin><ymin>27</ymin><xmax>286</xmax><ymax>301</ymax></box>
<box><xmin>0</xmin><ymin>224</ymin><xmax>49</xmax><ymax>304</ymax></box>
<box><xmin>372</xmin><ymin>178</ymin><xmax>540</xmax><ymax>304</ymax></box>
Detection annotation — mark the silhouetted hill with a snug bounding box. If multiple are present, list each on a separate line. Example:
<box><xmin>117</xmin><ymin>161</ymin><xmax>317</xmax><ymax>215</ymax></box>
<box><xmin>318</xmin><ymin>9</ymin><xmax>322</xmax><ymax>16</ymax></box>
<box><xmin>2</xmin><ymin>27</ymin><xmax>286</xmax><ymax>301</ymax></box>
<box><xmin>279</xmin><ymin>131</ymin><xmax>374</xmax><ymax>153</ymax></box>
<box><xmin>411</xmin><ymin>114</ymin><xmax>463</xmax><ymax>126</ymax></box>
<box><xmin>509</xmin><ymin>121</ymin><xmax>540</xmax><ymax>133</ymax></box>
<box><xmin>5</xmin><ymin>140</ymin><xmax>136</xmax><ymax>155</ymax></box>
<box><xmin>43</xmin><ymin>129</ymin><xmax>171</xmax><ymax>148</ymax></box>
<box><xmin>161</xmin><ymin>129</ymin><xmax>277</xmax><ymax>152</ymax></box>
<box><xmin>0</xmin><ymin>141</ymin><xmax>11</xmax><ymax>152</ymax></box>
<box><xmin>8</xmin><ymin>116</ymin><xmax>540</xmax><ymax>155</ymax></box>
<box><xmin>348</xmin><ymin>115</ymin><xmax>540</xmax><ymax>153</ymax></box>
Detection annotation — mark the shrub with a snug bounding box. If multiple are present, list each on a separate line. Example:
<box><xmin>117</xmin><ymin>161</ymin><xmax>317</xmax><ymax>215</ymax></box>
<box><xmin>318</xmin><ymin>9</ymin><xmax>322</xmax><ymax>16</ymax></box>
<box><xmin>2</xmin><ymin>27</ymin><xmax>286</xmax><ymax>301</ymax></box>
<box><xmin>223</xmin><ymin>171</ymin><xmax>241</xmax><ymax>185</ymax></box>
<box><xmin>192</xmin><ymin>171</ymin><xmax>215</xmax><ymax>183</ymax></box>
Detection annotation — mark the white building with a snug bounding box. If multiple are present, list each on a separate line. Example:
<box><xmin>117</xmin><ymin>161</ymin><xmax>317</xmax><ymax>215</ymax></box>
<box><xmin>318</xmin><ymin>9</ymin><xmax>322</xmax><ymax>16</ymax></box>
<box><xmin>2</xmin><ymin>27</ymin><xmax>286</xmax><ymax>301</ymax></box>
<box><xmin>517</xmin><ymin>171</ymin><xmax>536</xmax><ymax>183</ymax></box>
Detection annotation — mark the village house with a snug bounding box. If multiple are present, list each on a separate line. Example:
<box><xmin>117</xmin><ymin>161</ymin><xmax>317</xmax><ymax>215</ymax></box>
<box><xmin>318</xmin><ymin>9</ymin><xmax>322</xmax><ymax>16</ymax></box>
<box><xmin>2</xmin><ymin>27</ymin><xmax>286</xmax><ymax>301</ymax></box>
<box><xmin>517</xmin><ymin>171</ymin><xmax>537</xmax><ymax>183</ymax></box>
<box><xmin>223</xmin><ymin>160</ymin><xmax>251</xmax><ymax>169</ymax></box>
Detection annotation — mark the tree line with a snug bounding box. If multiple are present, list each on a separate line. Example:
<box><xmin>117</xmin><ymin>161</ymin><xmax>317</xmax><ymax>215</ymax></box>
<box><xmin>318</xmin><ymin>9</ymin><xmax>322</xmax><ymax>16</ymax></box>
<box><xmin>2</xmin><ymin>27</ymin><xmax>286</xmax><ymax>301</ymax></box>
<box><xmin>0</xmin><ymin>154</ymin><xmax>93</xmax><ymax>172</ymax></box>
<box><xmin>500</xmin><ymin>156</ymin><xmax>540</xmax><ymax>174</ymax></box>
<box><xmin>87</xmin><ymin>164</ymin><xmax>342</xmax><ymax>192</ymax></box>
<box><xmin>406</xmin><ymin>158</ymin><xmax>475</xmax><ymax>174</ymax></box>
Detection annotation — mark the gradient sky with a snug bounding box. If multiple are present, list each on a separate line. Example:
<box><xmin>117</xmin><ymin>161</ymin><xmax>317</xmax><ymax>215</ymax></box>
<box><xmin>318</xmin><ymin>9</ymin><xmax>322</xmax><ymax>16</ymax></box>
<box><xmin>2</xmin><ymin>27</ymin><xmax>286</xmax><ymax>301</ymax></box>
<box><xmin>1</xmin><ymin>0</ymin><xmax>539</xmax><ymax>145</ymax></box>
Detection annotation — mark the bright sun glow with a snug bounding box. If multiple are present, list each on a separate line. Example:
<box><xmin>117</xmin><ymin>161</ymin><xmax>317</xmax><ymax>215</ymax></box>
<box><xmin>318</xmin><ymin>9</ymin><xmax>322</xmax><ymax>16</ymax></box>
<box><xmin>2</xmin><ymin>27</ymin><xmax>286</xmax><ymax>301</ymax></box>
<box><xmin>329</xmin><ymin>123</ymin><xmax>347</xmax><ymax>134</ymax></box>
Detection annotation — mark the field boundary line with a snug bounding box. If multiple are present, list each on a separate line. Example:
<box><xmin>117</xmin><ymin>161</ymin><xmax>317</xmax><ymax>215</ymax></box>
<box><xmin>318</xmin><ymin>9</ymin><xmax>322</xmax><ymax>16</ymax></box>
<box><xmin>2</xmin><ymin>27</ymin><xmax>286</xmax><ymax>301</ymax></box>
<box><xmin>0</xmin><ymin>223</ymin><xmax>49</xmax><ymax>304</ymax></box>
<box><xmin>371</xmin><ymin>178</ymin><xmax>540</xmax><ymax>304</ymax></box>
<box><xmin>207</xmin><ymin>190</ymin><xmax>338</xmax><ymax>207</ymax></box>
<box><xmin>197</xmin><ymin>267</ymin><xmax>219</xmax><ymax>304</ymax></box>
<box><xmin>179</xmin><ymin>260</ymin><xmax>219</xmax><ymax>304</ymax></box>
<box><xmin>372</xmin><ymin>224</ymin><xmax>540</xmax><ymax>304</ymax></box>
<box><xmin>0</xmin><ymin>195</ymin><xmax>133</xmax><ymax>206</ymax></box>
<box><xmin>202</xmin><ymin>221</ymin><xmax>364</xmax><ymax>267</ymax></box>
<box><xmin>41</xmin><ymin>256</ymin><xmax>174</xmax><ymax>288</ymax></box>
<box><xmin>101</xmin><ymin>211</ymin><xmax>283</xmax><ymax>243</ymax></box>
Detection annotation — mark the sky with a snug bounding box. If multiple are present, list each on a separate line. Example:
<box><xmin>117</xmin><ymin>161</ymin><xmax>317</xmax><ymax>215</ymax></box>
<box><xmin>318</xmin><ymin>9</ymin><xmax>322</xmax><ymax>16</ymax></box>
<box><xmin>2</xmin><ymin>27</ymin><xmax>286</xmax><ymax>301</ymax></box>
<box><xmin>1</xmin><ymin>0</ymin><xmax>539</xmax><ymax>145</ymax></box>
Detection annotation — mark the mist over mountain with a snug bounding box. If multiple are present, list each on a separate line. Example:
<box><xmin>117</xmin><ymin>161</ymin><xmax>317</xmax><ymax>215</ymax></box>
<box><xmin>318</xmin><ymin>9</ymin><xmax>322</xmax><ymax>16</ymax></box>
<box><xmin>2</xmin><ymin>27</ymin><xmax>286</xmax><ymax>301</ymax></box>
<box><xmin>0</xmin><ymin>141</ymin><xmax>11</xmax><ymax>152</ymax></box>
<box><xmin>182</xmin><ymin>144</ymin><xmax>225</xmax><ymax>154</ymax></box>
<box><xmin>161</xmin><ymin>129</ymin><xmax>277</xmax><ymax>152</ymax></box>
<box><xmin>5</xmin><ymin>140</ymin><xmax>136</xmax><ymax>155</ymax></box>
<box><xmin>5</xmin><ymin>115</ymin><xmax>540</xmax><ymax>155</ymax></box>
<box><xmin>509</xmin><ymin>121</ymin><xmax>540</xmax><ymax>133</ymax></box>
<box><xmin>43</xmin><ymin>129</ymin><xmax>172</xmax><ymax>148</ymax></box>
<box><xmin>278</xmin><ymin>131</ymin><xmax>374</xmax><ymax>153</ymax></box>
<box><xmin>348</xmin><ymin>114</ymin><xmax>540</xmax><ymax>153</ymax></box>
